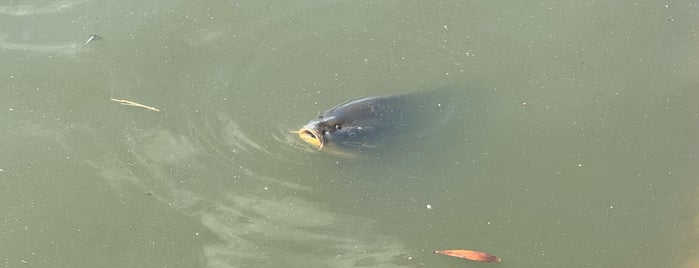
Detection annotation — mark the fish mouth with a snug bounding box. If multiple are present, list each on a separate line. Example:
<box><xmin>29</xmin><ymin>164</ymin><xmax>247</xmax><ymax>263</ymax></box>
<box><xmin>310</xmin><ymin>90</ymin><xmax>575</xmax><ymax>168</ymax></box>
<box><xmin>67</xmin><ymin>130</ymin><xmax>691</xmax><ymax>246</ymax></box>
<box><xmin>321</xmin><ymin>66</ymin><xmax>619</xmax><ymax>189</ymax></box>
<box><xmin>297</xmin><ymin>127</ymin><xmax>324</xmax><ymax>149</ymax></box>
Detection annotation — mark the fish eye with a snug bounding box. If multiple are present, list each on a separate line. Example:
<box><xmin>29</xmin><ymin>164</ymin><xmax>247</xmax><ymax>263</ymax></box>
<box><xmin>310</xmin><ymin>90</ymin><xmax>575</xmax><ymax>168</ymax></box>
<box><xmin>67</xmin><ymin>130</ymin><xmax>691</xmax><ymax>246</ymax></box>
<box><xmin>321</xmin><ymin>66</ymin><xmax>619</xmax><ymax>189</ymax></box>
<box><xmin>334</xmin><ymin>124</ymin><xmax>342</xmax><ymax>130</ymax></box>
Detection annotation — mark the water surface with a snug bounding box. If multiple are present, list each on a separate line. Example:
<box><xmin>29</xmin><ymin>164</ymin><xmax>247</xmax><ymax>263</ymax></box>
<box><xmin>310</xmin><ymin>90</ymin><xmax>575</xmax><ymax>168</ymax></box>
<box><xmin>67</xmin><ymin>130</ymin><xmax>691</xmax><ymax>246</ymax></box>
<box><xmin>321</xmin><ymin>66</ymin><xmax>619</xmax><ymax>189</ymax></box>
<box><xmin>1</xmin><ymin>1</ymin><xmax>698</xmax><ymax>267</ymax></box>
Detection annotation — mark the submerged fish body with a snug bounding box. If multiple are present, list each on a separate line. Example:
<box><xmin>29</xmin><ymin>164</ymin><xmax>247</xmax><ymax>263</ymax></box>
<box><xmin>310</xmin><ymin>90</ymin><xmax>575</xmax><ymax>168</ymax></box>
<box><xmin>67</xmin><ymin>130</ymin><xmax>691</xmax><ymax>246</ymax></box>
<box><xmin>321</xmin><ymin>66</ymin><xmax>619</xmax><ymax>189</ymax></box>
<box><xmin>297</xmin><ymin>90</ymin><xmax>454</xmax><ymax>155</ymax></box>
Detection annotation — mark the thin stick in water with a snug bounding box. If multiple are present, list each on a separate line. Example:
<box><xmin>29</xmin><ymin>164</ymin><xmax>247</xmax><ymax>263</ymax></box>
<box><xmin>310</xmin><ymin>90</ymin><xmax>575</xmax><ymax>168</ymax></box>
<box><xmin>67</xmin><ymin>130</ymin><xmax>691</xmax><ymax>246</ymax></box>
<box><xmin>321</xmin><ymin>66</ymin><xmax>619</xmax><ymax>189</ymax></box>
<box><xmin>84</xmin><ymin>34</ymin><xmax>102</xmax><ymax>45</ymax></box>
<box><xmin>110</xmin><ymin>98</ymin><xmax>160</xmax><ymax>112</ymax></box>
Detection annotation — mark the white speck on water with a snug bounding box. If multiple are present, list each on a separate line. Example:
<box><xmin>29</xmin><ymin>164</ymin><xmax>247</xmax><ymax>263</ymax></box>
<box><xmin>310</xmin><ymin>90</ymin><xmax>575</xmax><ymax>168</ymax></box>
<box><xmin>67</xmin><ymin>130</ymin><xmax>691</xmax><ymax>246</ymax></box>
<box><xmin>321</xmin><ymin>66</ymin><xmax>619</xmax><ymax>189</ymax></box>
<box><xmin>426</xmin><ymin>204</ymin><xmax>432</xmax><ymax>209</ymax></box>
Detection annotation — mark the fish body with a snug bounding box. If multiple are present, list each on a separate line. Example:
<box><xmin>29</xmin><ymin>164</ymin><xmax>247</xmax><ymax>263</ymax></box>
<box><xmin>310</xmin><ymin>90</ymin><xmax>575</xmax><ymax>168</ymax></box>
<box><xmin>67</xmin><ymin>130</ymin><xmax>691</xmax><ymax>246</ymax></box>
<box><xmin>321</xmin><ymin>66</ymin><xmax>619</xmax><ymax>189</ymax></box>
<box><xmin>297</xmin><ymin>90</ymin><xmax>454</xmax><ymax>155</ymax></box>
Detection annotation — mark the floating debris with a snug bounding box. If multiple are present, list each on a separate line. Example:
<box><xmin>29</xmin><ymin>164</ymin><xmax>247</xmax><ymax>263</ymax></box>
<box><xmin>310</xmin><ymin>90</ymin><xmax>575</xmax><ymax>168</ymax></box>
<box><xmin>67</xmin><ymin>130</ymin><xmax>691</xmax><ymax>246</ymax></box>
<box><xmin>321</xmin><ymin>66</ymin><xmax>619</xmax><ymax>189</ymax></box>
<box><xmin>84</xmin><ymin>34</ymin><xmax>102</xmax><ymax>45</ymax></box>
<box><xmin>434</xmin><ymin>249</ymin><xmax>501</xmax><ymax>262</ymax></box>
<box><xmin>110</xmin><ymin>98</ymin><xmax>160</xmax><ymax>112</ymax></box>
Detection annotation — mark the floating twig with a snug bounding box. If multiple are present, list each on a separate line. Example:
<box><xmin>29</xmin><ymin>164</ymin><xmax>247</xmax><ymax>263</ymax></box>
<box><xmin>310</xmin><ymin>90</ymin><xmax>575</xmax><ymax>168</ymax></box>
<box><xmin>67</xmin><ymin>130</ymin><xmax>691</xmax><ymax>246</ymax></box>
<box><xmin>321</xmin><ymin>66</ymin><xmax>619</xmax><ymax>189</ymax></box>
<box><xmin>110</xmin><ymin>98</ymin><xmax>160</xmax><ymax>112</ymax></box>
<box><xmin>84</xmin><ymin>34</ymin><xmax>102</xmax><ymax>45</ymax></box>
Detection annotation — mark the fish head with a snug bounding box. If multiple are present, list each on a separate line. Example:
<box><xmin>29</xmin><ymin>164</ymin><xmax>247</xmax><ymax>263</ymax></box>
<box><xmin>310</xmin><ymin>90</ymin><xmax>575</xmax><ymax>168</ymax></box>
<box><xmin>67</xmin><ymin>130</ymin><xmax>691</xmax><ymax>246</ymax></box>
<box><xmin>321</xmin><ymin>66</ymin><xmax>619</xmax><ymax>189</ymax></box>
<box><xmin>296</xmin><ymin>115</ymin><xmax>342</xmax><ymax>150</ymax></box>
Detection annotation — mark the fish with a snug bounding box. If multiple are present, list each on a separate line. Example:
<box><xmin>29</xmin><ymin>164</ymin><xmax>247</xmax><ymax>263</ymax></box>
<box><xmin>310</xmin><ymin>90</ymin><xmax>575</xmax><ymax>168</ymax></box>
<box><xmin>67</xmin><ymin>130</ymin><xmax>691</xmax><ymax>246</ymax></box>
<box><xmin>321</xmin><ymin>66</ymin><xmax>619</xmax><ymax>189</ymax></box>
<box><xmin>296</xmin><ymin>90</ymin><xmax>454</xmax><ymax>155</ymax></box>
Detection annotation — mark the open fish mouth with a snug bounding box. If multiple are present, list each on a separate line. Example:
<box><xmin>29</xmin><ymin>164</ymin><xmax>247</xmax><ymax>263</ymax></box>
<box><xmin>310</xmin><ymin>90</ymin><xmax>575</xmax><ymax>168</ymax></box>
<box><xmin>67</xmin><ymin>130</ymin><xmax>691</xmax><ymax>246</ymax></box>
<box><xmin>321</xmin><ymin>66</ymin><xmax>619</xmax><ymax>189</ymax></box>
<box><xmin>297</xmin><ymin>128</ymin><xmax>324</xmax><ymax>149</ymax></box>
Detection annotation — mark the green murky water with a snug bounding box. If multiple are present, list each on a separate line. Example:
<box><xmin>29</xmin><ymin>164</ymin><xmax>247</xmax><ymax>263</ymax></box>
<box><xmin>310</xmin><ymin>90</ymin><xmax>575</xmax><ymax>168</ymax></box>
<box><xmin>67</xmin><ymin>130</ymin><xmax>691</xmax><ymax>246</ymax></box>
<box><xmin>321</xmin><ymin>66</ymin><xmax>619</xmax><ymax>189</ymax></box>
<box><xmin>2</xmin><ymin>1</ymin><xmax>698</xmax><ymax>267</ymax></box>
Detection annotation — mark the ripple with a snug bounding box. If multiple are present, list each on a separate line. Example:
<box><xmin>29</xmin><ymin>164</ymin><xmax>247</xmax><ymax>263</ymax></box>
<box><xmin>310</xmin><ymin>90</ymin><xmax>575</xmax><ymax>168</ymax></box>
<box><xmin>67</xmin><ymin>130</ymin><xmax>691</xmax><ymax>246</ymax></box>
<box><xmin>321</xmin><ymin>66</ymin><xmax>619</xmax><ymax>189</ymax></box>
<box><xmin>0</xmin><ymin>0</ymin><xmax>92</xmax><ymax>16</ymax></box>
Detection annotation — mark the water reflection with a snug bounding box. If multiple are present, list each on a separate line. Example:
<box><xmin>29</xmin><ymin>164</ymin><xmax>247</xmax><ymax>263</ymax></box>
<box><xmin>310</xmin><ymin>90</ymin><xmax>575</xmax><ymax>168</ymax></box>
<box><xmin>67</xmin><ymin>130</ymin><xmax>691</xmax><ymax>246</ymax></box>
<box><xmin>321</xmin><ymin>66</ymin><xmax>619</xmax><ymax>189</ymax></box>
<box><xmin>82</xmin><ymin>111</ymin><xmax>411</xmax><ymax>267</ymax></box>
<box><xmin>0</xmin><ymin>34</ymin><xmax>83</xmax><ymax>56</ymax></box>
<box><xmin>0</xmin><ymin>0</ymin><xmax>92</xmax><ymax>16</ymax></box>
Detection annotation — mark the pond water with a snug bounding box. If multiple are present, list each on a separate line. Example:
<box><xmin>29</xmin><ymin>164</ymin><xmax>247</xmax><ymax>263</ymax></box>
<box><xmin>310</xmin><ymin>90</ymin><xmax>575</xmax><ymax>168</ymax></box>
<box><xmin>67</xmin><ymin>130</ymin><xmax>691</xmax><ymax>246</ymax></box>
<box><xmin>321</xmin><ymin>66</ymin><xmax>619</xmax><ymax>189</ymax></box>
<box><xmin>1</xmin><ymin>1</ymin><xmax>698</xmax><ymax>267</ymax></box>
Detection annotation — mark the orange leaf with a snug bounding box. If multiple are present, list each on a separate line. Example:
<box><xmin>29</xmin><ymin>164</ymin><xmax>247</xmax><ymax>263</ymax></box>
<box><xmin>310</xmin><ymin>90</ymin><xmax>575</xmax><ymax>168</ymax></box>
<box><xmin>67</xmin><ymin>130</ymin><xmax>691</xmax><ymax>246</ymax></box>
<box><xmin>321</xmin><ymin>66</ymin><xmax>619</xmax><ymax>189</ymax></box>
<box><xmin>434</xmin><ymin>249</ymin><xmax>501</xmax><ymax>262</ymax></box>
